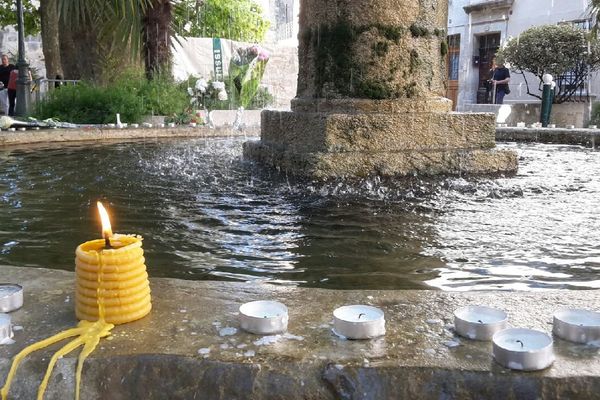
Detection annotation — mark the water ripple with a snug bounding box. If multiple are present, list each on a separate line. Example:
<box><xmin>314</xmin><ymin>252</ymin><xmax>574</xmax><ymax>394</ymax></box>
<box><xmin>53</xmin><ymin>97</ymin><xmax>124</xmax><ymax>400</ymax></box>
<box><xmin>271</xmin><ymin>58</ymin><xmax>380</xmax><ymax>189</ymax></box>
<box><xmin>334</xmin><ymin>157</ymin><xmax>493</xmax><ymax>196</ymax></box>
<box><xmin>0</xmin><ymin>139</ymin><xmax>599</xmax><ymax>290</ymax></box>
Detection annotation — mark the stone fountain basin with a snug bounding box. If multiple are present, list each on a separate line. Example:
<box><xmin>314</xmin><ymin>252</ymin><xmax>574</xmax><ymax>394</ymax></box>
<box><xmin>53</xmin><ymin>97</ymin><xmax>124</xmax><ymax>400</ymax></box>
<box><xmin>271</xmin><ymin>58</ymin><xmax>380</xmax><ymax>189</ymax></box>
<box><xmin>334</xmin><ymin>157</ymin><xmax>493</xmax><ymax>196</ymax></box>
<box><xmin>1</xmin><ymin>265</ymin><xmax>599</xmax><ymax>399</ymax></box>
<box><xmin>0</xmin><ymin>126</ymin><xmax>260</xmax><ymax>147</ymax></box>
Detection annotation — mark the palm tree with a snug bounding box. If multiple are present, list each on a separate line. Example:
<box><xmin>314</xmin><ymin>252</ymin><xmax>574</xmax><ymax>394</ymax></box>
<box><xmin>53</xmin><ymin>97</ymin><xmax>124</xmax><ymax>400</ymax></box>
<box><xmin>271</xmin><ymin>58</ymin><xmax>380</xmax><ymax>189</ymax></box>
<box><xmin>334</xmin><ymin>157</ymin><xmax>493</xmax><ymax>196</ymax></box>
<box><xmin>57</xmin><ymin>0</ymin><xmax>170</xmax><ymax>80</ymax></box>
<box><xmin>142</xmin><ymin>0</ymin><xmax>173</xmax><ymax>79</ymax></box>
<box><xmin>590</xmin><ymin>0</ymin><xmax>600</xmax><ymax>36</ymax></box>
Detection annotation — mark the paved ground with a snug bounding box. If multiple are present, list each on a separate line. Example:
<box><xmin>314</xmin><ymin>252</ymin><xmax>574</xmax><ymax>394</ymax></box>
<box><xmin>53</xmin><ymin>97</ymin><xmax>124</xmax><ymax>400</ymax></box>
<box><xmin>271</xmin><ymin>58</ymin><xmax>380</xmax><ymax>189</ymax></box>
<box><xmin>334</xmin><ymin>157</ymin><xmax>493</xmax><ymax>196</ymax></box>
<box><xmin>1</xmin><ymin>266</ymin><xmax>599</xmax><ymax>399</ymax></box>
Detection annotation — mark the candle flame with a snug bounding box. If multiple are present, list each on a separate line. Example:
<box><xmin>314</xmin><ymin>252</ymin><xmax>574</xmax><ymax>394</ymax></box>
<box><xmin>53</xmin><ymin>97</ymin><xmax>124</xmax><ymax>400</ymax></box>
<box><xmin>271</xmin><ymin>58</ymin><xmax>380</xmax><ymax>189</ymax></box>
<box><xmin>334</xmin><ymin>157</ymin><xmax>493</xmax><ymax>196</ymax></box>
<box><xmin>97</xmin><ymin>201</ymin><xmax>113</xmax><ymax>239</ymax></box>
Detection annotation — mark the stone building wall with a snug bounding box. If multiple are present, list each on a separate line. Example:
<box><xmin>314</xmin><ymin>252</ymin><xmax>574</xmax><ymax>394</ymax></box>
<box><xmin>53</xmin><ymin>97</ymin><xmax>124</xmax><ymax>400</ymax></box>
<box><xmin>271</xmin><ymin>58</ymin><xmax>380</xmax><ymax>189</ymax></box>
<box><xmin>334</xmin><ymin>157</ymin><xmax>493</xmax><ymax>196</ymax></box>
<box><xmin>0</xmin><ymin>27</ymin><xmax>46</xmax><ymax>79</ymax></box>
<box><xmin>448</xmin><ymin>0</ymin><xmax>598</xmax><ymax>108</ymax></box>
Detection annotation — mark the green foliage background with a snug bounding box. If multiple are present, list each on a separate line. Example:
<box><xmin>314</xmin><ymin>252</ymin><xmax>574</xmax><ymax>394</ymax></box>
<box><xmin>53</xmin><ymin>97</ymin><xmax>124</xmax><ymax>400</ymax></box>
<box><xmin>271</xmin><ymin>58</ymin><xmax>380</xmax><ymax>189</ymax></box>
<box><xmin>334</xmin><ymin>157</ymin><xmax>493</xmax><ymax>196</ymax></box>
<box><xmin>34</xmin><ymin>70</ymin><xmax>189</xmax><ymax>124</ymax></box>
<box><xmin>0</xmin><ymin>0</ymin><xmax>40</xmax><ymax>36</ymax></box>
<box><xmin>173</xmin><ymin>0</ymin><xmax>269</xmax><ymax>42</ymax></box>
<box><xmin>497</xmin><ymin>25</ymin><xmax>600</xmax><ymax>78</ymax></box>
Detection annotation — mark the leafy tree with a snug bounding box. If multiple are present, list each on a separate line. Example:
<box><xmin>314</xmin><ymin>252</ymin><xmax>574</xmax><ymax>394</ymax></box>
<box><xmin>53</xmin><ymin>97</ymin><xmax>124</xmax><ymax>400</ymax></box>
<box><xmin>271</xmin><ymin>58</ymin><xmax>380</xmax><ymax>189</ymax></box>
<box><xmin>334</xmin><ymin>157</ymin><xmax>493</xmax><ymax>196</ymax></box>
<box><xmin>173</xmin><ymin>0</ymin><xmax>269</xmax><ymax>42</ymax></box>
<box><xmin>497</xmin><ymin>24</ymin><xmax>600</xmax><ymax>103</ymax></box>
<box><xmin>0</xmin><ymin>0</ymin><xmax>40</xmax><ymax>36</ymax></box>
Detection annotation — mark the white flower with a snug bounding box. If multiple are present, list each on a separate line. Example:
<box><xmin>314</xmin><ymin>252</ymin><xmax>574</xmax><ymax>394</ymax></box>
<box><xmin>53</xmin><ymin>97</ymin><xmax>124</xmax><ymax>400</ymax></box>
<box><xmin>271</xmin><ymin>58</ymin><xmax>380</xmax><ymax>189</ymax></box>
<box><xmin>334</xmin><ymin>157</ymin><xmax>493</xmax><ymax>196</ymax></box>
<box><xmin>217</xmin><ymin>90</ymin><xmax>228</xmax><ymax>101</ymax></box>
<box><xmin>195</xmin><ymin>78</ymin><xmax>208</xmax><ymax>93</ymax></box>
<box><xmin>190</xmin><ymin>97</ymin><xmax>198</xmax><ymax>104</ymax></box>
<box><xmin>184</xmin><ymin>22</ymin><xmax>192</xmax><ymax>32</ymax></box>
<box><xmin>187</xmin><ymin>87</ymin><xmax>194</xmax><ymax>96</ymax></box>
<box><xmin>212</xmin><ymin>81</ymin><xmax>225</xmax><ymax>90</ymax></box>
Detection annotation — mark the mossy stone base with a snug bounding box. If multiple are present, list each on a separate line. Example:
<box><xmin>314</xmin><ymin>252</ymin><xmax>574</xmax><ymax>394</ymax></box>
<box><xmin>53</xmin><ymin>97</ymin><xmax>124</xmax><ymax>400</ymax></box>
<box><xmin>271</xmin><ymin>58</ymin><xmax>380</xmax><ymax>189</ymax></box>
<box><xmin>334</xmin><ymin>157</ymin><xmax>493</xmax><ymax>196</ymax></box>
<box><xmin>244</xmin><ymin>103</ymin><xmax>517</xmax><ymax>179</ymax></box>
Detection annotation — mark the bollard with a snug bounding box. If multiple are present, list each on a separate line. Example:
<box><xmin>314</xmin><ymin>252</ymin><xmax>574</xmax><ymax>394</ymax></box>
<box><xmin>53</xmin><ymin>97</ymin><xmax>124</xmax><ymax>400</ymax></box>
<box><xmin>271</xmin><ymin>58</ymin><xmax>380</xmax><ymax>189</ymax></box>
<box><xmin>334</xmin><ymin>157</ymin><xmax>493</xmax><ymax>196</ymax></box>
<box><xmin>540</xmin><ymin>74</ymin><xmax>554</xmax><ymax>128</ymax></box>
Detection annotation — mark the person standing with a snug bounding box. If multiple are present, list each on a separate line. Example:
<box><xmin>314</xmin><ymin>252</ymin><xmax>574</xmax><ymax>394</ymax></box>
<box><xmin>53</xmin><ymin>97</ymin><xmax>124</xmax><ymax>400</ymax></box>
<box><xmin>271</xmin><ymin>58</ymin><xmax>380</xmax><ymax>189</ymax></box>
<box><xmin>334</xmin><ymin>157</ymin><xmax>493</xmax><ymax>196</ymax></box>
<box><xmin>491</xmin><ymin>58</ymin><xmax>511</xmax><ymax>105</ymax></box>
<box><xmin>7</xmin><ymin>68</ymin><xmax>18</xmax><ymax>116</ymax></box>
<box><xmin>0</xmin><ymin>54</ymin><xmax>16</xmax><ymax>115</ymax></box>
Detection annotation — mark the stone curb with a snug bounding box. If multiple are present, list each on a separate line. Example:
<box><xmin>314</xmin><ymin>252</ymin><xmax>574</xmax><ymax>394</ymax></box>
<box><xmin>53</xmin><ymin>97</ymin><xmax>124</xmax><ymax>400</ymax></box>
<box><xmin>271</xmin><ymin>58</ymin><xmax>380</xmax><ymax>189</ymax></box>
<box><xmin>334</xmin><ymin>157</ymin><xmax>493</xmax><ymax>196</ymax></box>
<box><xmin>1</xmin><ymin>266</ymin><xmax>599</xmax><ymax>399</ymax></box>
<box><xmin>496</xmin><ymin>127</ymin><xmax>600</xmax><ymax>148</ymax></box>
<box><xmin>0</xmin><ymin>126</ymin><xmax>260</xmax><ymax>147</ymax></box>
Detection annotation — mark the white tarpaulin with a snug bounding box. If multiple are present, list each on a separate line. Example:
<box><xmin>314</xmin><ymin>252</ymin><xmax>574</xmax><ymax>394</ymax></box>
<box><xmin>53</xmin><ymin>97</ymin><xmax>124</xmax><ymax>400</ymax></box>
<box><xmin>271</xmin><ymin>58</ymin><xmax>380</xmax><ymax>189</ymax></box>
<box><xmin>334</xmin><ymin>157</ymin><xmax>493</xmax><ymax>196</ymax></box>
<box><xmin>172</xmin><ymin>36</ymin><xmax>298</xmax><ymax>109</ymax></box>
<box><xmin>172</xmin><ymin>36</ymin><xmax>273</xmax><ymax>82</ymax></box>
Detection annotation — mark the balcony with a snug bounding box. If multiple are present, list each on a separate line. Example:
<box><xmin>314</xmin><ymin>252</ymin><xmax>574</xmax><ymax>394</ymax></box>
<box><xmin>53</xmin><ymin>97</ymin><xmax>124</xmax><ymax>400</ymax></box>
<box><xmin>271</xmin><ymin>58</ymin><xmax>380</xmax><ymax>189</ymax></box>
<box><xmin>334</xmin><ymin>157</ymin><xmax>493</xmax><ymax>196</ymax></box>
<box><xmin>463</xmin><ymin>0</ymin><xmax>514</xmax><ymax>14</ymax></box>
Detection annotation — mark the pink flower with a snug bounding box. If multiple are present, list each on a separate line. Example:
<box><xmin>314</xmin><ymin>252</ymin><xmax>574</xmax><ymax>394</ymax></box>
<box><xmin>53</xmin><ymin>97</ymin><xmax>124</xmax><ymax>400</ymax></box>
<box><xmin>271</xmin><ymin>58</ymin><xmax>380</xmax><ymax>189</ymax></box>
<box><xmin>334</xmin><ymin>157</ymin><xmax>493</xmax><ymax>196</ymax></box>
<box><xmin>258</xmin><ymin>49</ymin><xmax>270</xmax><ymax>61</ymax></box>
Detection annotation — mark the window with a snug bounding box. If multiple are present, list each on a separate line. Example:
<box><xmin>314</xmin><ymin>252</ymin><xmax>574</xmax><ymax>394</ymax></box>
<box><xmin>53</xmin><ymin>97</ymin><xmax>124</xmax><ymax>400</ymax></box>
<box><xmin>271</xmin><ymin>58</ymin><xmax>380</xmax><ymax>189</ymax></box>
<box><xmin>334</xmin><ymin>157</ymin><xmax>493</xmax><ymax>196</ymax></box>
<box><xmin>447</xmin><ymin>34</ymin><xmax>460</xmax><ymax>81</ymax></box>
<box><xmin>556</xmin><ymin>19</ymin><xmax>591</xmax><ymax>100</ymax></box>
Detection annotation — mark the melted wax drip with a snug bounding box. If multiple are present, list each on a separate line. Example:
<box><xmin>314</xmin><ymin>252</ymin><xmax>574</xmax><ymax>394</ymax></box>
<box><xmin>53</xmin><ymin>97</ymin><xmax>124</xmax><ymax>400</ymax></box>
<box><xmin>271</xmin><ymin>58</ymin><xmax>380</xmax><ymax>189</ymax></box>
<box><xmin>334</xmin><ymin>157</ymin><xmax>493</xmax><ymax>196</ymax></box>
<box><xmin>1</xmin><ymin>250</ymin><xmax>114</xmax><ymax>400</ymax></box>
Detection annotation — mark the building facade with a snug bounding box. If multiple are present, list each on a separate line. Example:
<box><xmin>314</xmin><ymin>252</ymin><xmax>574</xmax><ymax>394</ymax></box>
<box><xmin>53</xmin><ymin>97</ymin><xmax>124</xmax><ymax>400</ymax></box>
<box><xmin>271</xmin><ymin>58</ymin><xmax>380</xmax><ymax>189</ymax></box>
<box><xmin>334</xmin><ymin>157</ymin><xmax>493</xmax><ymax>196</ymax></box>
<box><xmin>447</xmin><ymin>0</ymin><xmax>596</xmax><ymax>114</ymax></box>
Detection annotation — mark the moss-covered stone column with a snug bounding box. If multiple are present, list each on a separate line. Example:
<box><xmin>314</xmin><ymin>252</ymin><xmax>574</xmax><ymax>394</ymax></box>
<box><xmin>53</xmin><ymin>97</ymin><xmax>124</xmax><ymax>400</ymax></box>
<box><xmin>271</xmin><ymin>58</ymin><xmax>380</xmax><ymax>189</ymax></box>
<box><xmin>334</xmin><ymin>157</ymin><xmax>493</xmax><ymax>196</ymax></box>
<box><xmin>296</xmin><ymin>0</ymin><xmax>448</xmax><ymax>101</ymax></box>
<box><xmin>243</xmin><ymin>0</ymin><xmax>518</xmax><ymax>179</ymax></box>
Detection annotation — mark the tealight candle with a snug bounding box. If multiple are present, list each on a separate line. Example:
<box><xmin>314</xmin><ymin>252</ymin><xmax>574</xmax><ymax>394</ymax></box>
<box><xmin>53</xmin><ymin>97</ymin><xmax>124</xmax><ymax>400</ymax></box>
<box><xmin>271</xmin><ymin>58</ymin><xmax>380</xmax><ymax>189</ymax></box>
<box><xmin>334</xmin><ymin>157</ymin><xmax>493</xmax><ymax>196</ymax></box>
<box><xmin>239</xmin><ymin>300</ymin><xmax>288</xmax><ymax>335</ymax></box>
<box><xmin>553</xmin><ymin>309</ymin><xmax>600</xmax><ymax>344</ymax></box>
<box><xmin>0</xmin><ymin>313</ymin><xmax>13</xmax><ymax>344</ymax></box>
<box><xmin>333</xmin><ymin>305</ymin><xmax>385</xmax><ymax>340</ymax></box>
<box><xmin>0</xmin><ymin>284</ymin><xmax>23</xmax><ymax>313</ymax></box>
<box><xmin>492</xmin><ymin>328</ymin><xmax>554</xmax><ymax>371</ymax></box>
<box><xmin>454</xmin><ymin>305</ymin><xmax>507</xmax><ymax>340</ymax></box>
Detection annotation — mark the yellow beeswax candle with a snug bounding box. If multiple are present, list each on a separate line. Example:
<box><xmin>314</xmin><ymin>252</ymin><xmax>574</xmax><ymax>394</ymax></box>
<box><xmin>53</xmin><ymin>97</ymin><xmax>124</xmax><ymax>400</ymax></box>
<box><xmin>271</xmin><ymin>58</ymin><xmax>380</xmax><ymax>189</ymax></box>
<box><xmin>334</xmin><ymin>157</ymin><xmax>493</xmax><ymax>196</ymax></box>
<box><xmin>1</xmin><ymin>202</ymin><xmax>152</xmax><ymax>400</ymax></box>
<box><xmin>75</xmin><ymin>235</ymin><xmax>152</xmax><ymax>324</ymax></box>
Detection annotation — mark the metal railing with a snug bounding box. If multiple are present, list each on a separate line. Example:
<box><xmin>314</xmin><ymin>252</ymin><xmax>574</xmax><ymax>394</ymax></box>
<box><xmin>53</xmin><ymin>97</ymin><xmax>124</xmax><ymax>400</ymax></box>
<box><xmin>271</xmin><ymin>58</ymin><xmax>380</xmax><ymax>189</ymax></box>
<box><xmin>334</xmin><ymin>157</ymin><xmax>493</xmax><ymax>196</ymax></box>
<box><xmin>32</xmin><ymin>78</ymin><xmax>80</xmax><ymax>104</ymax></box>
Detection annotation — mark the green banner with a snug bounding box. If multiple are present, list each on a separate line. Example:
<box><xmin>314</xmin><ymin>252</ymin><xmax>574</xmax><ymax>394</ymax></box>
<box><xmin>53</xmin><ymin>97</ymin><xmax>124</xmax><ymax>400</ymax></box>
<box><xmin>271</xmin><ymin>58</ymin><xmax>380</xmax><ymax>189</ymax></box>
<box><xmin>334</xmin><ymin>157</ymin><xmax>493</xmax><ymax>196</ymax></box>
<box><xmin>212</xmin><ymin>38</ymin><xmax>224</xmax><ymax>81</ymax></box>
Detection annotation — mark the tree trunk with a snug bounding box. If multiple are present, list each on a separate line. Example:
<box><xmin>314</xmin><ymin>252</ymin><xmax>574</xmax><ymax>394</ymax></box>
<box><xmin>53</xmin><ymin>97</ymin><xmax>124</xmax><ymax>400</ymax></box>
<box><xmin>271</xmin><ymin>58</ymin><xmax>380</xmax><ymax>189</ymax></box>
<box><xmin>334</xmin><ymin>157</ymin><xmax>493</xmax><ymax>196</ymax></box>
<box><xmin>143</xmin><ymin>0</ymin><xmax>172</xmax><ymax>80</ymax></box>
<box><xmin>39</xmin><ymin>0</ymin><xmax>63</xmax><ymax>80</ymax></box>
<box><xmin>59</xmin><ymin>23</ymin><xmax>102</xmax><ymax>81</ymax></box>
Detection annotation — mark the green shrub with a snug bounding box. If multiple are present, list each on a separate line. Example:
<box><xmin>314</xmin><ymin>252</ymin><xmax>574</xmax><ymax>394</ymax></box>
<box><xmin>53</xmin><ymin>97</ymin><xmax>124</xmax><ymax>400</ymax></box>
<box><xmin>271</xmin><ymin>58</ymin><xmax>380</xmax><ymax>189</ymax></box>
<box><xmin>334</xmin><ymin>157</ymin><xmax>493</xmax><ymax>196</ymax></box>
<box><xmin>34</xmin><ymin>71</ymin><xmax>189</xmax><ymax>124</ymax></box>
<box><xmin>590</xmin><ymin>102</ymin><xmax>600</xmax><ymax>125</ymax></box>
<box><xmin>34</xmin><ymin>82</ymin><xmax>145</xmax><ymax>124</ymax></box>
<box><xmin>138</xmin><ymin>75</ymin><xmax>189</xmax><ymax>116</ymax></box>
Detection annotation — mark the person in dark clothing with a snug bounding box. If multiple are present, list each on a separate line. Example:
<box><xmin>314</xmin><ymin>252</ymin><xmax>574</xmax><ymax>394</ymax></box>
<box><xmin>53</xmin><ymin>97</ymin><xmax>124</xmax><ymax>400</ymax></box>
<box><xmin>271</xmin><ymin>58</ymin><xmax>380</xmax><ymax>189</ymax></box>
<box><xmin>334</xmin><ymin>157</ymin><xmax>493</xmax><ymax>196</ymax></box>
<box><xmin>0</xmin><ymin>54</ymin><xmax>16</xmax><ymax>115</ymax></box>
<box><xmin>0</xmin><ymin>54</ymin><xmax>16</xmax><ymax>88</ymax></box>
<box><xmin>7</xmin><ymin>69</ymin><xmax>17</xmax><ymax>116</ymax></box>
<box><xmin>491</xmin><ymin>58</ymin><xmax>511</xmax><ymax>104</ymax></box>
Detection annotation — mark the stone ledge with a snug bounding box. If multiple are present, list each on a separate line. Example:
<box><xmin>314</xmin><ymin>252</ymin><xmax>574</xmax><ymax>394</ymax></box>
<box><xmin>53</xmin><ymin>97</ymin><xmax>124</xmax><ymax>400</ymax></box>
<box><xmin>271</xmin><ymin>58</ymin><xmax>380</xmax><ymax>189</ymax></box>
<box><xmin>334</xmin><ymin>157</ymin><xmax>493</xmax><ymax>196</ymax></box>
<box><xmin>496</xmin><ymin>127</ymin><xmax>600</xmax><ymax>148</ymax></box>
<box><xmin>261</xmin><ymin>110</ymin><xmax>497</xmax><ymax>153</ymax></box>
<box><xmin>244</xmin><ymin>140</ymin><xmax>517</xmax><ymax>178</ymax></box>
<box><xmin>1</xmin><ymin>265</ymin><xmax>599</xmax><ymax>399</ymax></box>
<box><xmin>291</xmin><ymin>97</ymin><xmax>453</xmax><ymax>114</ymax></box>
<box><xmin>0</xmin><ymin>126</ymin><xmax>260</xmax><ymax>147</ymax></box>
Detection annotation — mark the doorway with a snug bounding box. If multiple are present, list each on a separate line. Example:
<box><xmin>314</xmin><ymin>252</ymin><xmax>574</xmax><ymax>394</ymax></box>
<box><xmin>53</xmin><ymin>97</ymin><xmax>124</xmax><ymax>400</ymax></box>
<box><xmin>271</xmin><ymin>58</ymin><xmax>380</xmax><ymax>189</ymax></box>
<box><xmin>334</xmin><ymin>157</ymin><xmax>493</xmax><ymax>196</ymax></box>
<box><xmin>446</xmin><ymin>34</ymin><xmax>460</xmax><ymax>110</ymax></box>
<box><xmin>476</xmin><ymin>33</ymin><xmax>500</xmax><ymax>104</ymax></box>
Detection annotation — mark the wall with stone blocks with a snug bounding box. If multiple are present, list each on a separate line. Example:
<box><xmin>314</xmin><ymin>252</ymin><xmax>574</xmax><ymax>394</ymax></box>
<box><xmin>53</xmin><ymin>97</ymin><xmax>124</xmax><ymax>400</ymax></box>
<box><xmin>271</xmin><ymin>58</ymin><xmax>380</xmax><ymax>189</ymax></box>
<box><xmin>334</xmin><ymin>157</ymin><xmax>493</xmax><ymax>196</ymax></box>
<box><xmin>460</xmin><ymin>102</ymin><xmax>593</xmax><ymax>128</ymax></box>
<box><xmin>0</xmin><ymin>27</ymin><xmax>46</xmax><ymax>79</ymax></box>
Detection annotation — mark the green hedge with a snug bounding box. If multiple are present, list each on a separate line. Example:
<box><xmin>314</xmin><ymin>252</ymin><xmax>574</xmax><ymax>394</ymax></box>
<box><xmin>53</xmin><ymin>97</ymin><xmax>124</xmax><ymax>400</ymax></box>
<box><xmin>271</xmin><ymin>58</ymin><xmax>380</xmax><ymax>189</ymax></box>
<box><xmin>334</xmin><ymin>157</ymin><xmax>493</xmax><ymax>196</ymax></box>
<box><xmin>34</xmin><ymin>72</ymin><xmax>189</xmax><ymax>124</ymax></box>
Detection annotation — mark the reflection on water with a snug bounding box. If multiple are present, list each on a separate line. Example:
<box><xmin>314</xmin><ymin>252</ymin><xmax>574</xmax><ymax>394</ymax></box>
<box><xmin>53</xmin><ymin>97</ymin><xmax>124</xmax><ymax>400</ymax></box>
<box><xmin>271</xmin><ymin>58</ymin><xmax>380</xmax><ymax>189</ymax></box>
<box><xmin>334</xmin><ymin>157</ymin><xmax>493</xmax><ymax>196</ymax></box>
<box><xmin>0</xmin><ymin>138</ymin><xmax>598</xmax><ymax>291</ymax></box>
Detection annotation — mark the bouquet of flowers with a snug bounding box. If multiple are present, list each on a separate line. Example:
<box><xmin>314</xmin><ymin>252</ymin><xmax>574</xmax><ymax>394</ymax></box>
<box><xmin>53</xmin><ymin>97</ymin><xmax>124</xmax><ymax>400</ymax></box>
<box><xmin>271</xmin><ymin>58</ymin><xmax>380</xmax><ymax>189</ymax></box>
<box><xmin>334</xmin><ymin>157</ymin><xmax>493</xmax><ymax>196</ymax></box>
<box><xmin>229</xmin><ymin>45</ymin><xmax>270</xmax><ymax>108</ymax></box>
<box><xmin>171</xmin><ymin>78</ymin><xmax>229</xmax><ymax>126</ymax></box>
<box><xmin>189</xmin><ymin>78</ymin><xmax>229</xmax><ymax>107</ymax></box>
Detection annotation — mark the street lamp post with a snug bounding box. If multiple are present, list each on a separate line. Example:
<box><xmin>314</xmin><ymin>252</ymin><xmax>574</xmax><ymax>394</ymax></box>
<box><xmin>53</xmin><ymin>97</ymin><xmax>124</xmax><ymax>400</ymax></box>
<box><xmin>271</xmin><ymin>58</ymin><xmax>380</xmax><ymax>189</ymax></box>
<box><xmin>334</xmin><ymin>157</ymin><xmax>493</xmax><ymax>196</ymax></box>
<box><xmin>15</xmin><ymin>0</ymin><xmax>30</xmax><ymax>117</ymax></box>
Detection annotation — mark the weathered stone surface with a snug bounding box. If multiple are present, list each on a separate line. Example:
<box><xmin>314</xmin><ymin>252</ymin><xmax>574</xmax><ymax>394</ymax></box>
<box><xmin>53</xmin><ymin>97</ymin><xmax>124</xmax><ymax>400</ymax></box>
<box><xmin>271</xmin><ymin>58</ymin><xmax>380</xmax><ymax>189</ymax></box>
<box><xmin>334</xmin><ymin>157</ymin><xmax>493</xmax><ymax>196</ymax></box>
<box><xmin>1</xmin><ymin>266</ymin><xmax>600</xmax><ymax>399</ymax></box>
<box><xmin>290</xmin><ymin>97</ymin><xmax>453</xmax><ymax>114</ymax></box>
<box><xmin>246</xmin><ymin>0</ymin><xmax>518</xmax><ymax>179</ymax></box>
<box><xmin>0</xmin><ymin>126</ymin><xmax>259</xmax><ymax>147</ymax></box>
<box><xmin>297</xmin><ymin>0</ymin><xmax>447</xmax><ymax>100</ymax></box>
<box><xmin>261</xmin><ymin>110</ymin><xmax>496</xmax><ymax>153</ymax></box>
<box><xmin>496</xmin><ymin>127</ymin><xmax>600</xmax><ymax>148</ymax></box>
<box><xmin>244</xmin><ymin>140</ymin><xmax>516</xmax><ymax>178</ymax></box>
